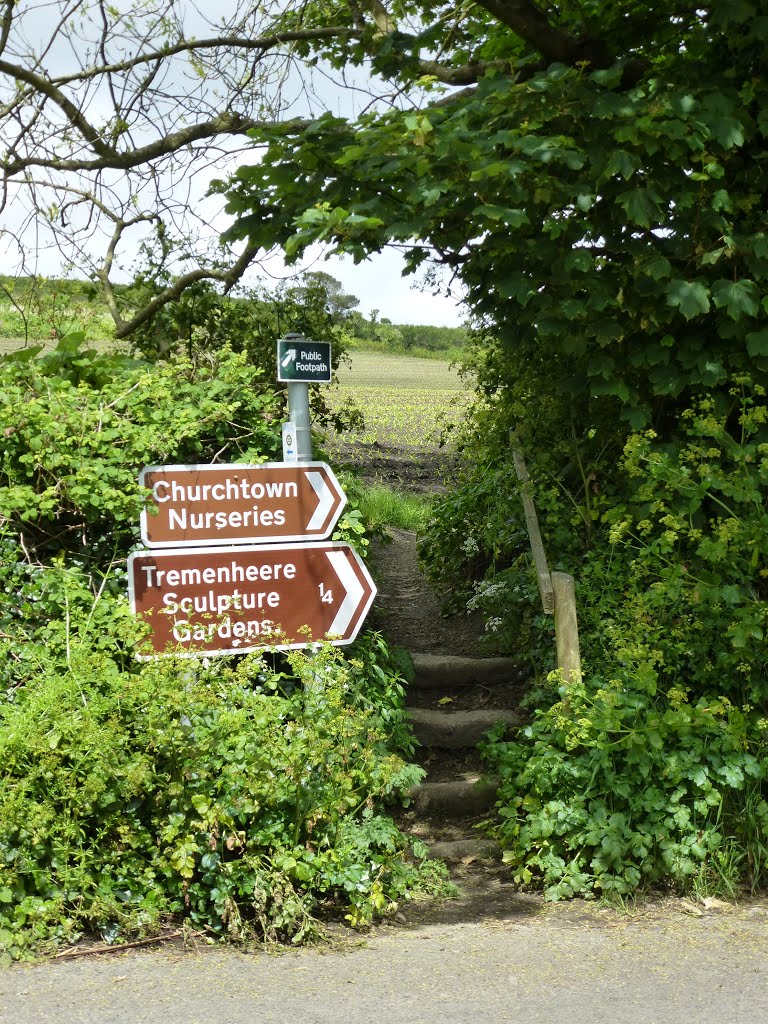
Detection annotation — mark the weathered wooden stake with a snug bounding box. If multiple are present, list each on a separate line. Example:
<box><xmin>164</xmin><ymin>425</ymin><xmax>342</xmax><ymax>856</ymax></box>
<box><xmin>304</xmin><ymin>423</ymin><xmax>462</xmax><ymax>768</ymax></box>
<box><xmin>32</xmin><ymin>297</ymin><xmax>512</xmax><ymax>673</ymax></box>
<box><xmin>511</xmin><ymin>446</ymin><xmax>555</xmax><ymax>615</ymax></box>
<box><xmin>552</xmin><ymin>571</ymin><xmax>581</xmax><ymax>685</ymax></box>
<box><xmin>511</xmin><ymin>438</ymin><xmax>583</xmax><ymax>689</ymax></box>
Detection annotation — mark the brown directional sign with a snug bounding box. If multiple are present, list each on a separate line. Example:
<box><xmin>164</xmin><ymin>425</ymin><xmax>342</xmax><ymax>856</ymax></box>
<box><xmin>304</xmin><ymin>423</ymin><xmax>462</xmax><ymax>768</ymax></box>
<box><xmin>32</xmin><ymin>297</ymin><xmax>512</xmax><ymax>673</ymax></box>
<box><xmin>127</xmin><ymin>542</ymin><xmax>376</xmax><ymax>659</ymax></box>
<box><xmin>139</xmin><ymin>462</ymin><xmax>347</xmax><ymax>547</ymax></box>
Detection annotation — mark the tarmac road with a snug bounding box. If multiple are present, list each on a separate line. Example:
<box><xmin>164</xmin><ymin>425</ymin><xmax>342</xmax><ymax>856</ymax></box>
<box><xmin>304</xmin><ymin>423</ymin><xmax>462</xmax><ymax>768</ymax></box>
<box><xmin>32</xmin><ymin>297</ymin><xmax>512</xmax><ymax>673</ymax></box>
<box><xmin>2</xmin><ymin>890</ymin><xmax>768</xmax><ymax>1024</ymax></box>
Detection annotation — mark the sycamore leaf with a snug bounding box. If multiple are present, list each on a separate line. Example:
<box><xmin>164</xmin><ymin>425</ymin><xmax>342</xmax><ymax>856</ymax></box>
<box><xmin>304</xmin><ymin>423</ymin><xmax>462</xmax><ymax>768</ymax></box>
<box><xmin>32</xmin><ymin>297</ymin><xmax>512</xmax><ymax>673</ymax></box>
<box><xmin>709</xmin><ymin>116</ymin><xmax>744</xmax><ymax>149</ymax></box>
<box><xmin>700</xmin><ymin>246</ymin><xmax>727</xmax><ymax>266</ymax></box>
<box><xmin>711</xmin><ymin>189</ymin><xmax>733</xmax><ymax>212</ymax></box>
<box><xmin>711</xmin><ymin>279</ymin><xmax>759</xmax><ymax>319</ymax></box>
<box><xmin>747</xmin><ymin>328</ymin><xmax>768</xmax><ymax>356</ymax></box>
<box><xmin>604</xmin><ymin>149</ymin><xmax>638</xmax><ymax>181</ymax></box>
<box><xmin>641</xmin><ymin>254</ymin><xmax>672</xmax><ymax>281</ymax></box>
<box><xmin>665</xmin><ymin>279</ymin><xmax>710</xmax><ymax>320</ymax></box>
<box><xmin>618</xmin><ymin>188</ymin><xmax>660</xmax><ymax>228</ymax></box>
<box><xmin>473</xmin><ymin>204</ymin><xmax>529</xmax><ymax>227</ymax></box>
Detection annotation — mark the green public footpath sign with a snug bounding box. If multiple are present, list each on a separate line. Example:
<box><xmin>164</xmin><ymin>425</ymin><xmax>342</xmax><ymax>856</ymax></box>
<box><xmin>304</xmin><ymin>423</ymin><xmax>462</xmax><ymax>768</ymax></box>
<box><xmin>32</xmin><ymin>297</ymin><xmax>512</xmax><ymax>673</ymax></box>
<box><xmin>277</xmin><ymin>338</ymin><xmax>332</xmax><ymax>383</ymax></box>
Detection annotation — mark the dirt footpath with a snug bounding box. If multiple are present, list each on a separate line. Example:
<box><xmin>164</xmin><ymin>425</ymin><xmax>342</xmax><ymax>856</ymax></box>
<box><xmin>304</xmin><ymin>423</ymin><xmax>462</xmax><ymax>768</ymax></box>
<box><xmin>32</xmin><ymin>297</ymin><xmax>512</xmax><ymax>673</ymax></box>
<box><xmin>2</xmin><ymin>897</ymin><xmax>768</xmax><ymax>1024</ymax></box>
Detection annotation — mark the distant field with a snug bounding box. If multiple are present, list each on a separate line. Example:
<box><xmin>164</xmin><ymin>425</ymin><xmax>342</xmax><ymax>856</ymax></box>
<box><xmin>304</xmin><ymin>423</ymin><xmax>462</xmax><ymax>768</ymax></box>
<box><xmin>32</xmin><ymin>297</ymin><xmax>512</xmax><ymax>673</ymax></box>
<box><xmin>327</xmin><ymin>350</ymin><xmax>472</xmax><ymax>451</ymax></box>
<box><xmin>0</xmin><ymin>339</ymin><xmax>474</xmax><ymax>454</ymax></box>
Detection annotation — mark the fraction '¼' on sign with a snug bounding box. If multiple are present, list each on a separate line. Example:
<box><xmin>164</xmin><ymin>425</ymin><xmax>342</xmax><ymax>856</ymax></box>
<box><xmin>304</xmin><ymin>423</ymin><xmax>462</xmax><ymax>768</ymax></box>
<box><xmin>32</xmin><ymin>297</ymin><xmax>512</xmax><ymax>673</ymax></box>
<box><xmin>127</xmin><ymin>541</ymin><xmax>376</xmax><ymax>660</ymax></box>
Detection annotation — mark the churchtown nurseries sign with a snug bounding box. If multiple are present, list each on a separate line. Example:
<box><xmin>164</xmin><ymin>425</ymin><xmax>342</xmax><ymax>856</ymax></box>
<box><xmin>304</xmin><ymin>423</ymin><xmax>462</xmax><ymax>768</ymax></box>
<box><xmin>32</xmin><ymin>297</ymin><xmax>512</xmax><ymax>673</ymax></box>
<box><xmin>139</xmin><ymin>462</ymin><xmax>347</xmax><ymax>547</ymax></box>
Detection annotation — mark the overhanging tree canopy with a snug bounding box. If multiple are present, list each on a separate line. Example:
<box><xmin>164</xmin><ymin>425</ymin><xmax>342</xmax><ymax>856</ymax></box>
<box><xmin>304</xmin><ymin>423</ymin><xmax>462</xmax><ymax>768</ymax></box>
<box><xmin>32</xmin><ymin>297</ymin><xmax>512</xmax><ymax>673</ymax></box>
<box><xmin>222</xmin><ymin>0</ymin><xmax>768</xmax><ymax>425</ymax></box>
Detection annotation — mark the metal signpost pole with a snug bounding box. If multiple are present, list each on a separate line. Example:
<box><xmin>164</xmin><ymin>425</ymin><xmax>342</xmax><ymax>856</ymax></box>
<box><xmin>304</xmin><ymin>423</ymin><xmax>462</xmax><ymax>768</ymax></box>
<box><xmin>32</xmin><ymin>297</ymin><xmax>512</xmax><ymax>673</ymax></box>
<box><xmin>286</xmin><ymin>381</ymin><xmax>313</xmax><ymax>462</ymax></box>
<box><xmin>278</xmin><ymin>333</ymin><xmax>328</xmax><ymax>698</ymax></box>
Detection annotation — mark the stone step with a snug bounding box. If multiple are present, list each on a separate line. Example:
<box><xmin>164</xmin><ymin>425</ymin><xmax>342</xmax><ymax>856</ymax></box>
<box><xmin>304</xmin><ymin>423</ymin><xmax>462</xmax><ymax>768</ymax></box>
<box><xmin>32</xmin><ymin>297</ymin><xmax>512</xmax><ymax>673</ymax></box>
<box><xmin>409</xmin><ymin>777</ymin><xmax>498</xmax><ymax>818</ymax></box>
<box><xmin>408</xmin><ymin>707</ymin><xmax>521</xmax><ymax>749</ymax></box>
<box><xmin>411</xmin><ymin>653</ymin><xmax>523</xmax><ymax>690</ymax></box>
<box><xmin>427</xmin><ymin>838</ymin><xmax>501</xmax><ymax>863</ymax></box>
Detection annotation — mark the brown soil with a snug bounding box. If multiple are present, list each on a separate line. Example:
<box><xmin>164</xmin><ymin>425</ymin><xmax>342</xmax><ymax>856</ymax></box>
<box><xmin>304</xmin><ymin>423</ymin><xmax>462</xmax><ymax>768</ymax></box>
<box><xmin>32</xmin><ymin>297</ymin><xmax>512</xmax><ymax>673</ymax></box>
<box><xmin>332</xmin><ymin>439</ymin><xmax>460</xmax><ymax>495</ymax></box>
<box><xmin>335</xmin><ymin>422</ymin><xmax>495</xmax><ymax>661</ymax></box>
<box><xmin>367</xmin><ymin>527</ymin><xmax>489</xmax><ymax>658</ymax></box>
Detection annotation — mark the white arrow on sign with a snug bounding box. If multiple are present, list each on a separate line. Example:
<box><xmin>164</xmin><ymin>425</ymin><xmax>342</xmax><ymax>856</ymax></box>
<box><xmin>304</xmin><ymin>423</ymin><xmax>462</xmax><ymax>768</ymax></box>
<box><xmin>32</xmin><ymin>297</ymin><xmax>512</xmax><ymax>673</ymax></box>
<box><xmin>326</xmin><ymin>549</ymin><xmax>366</xmax><ymax>638</ymax></box>
<box><xmin>306</xmin><ymin>471</ymin><xmax>337</xmax><ymax>532</ymax></box>
<box><xmin>280</xmin><ymin>348</ymin><xmax>297</xmax><ymax>368</ymax></box>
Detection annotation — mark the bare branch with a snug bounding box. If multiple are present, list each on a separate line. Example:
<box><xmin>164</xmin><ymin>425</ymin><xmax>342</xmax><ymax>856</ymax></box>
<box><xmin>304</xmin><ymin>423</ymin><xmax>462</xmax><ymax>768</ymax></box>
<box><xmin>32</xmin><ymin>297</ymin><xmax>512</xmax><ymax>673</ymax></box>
<box><xmin>0</xmin><ymin>56</ymin><xmax>114</xmax><ymax>159</ymax></box>
<box><xmin>112</xmin><ymin>243</ymin><xmax>261</xmax><ymax>339</ymax></box>
<box><xmin>49</xmin><ymin>27</ymin><xmax>362</xmax><ymax>89</ymax></box>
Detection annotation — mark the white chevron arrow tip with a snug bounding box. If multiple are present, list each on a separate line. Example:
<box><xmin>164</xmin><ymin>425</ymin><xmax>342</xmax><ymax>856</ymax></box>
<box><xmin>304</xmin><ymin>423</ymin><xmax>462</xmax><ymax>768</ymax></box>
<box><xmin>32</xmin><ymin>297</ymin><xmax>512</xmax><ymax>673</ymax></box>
<box><xmin>326</xmin><ymin>550</ymin><xmax>366</xmax><ymax>638</ymax></box>
<box><xmin>305</xmin><ymin>471</ymin><xmax>333</xmax><ymax>532</ymax></box>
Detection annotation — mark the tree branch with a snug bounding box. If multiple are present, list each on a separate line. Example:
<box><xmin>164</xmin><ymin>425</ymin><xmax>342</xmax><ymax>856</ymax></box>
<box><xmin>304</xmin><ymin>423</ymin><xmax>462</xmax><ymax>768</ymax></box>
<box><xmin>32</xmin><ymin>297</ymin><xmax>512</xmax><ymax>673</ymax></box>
<box><xmin>0</xmin><ymin>0</ymin><xmax>13</xmax><ymax>57</ymax></box>
<box><xmin>0</xmin><ymin>56</ymin><xmax>114</xmax><ymax>159</ymax></box>
<box><xmin>112</xmin><ymin>243</ymin><xmax>261</xmax><ymax>338</ymax></box>
<box><xmin>471</xmin><ymin>0</ymin><xmax>613</xmax><ymax>66</ymax></box>
<box><xmin>50</xmin><ymin>27</ymin><xmax>362</xmax><ymax>88</ymax></box>
<box><xmin>418</xmin><ymin>57</ymin><xmax>511</xmax><ymax>85</ymax></box>
<box><xmin>1</xmin><ymin>112</ymin><xmax>314</xmax><ymax>176</ymax></box>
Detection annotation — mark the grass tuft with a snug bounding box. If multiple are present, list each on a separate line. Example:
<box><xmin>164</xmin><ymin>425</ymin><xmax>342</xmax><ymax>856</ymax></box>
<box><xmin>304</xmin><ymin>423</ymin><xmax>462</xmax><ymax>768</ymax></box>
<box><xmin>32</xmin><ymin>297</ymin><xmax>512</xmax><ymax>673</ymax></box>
<box><xmin>356</xmin><ymin>482</ymin><xmax>434</xmax><ymax>533</ymax></box>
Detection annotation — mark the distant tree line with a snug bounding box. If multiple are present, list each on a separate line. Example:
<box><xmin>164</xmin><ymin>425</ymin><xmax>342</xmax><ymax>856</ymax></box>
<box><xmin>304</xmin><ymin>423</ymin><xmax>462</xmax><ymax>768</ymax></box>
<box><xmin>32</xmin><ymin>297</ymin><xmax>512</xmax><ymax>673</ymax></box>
<box><xmin>0</xmin><ymin>271</ymin><xmax>467</xmax><ymax>358</ymax></box>
<box><xmin>348</xmin><ymin>310</ymin><xmax>468</xmax><ymax>356</ymax></box>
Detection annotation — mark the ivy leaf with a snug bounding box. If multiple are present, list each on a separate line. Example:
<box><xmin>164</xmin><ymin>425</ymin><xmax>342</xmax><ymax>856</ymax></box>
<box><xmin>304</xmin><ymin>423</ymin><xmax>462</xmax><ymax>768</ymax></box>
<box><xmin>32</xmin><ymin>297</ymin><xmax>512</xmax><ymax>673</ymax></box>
<box><xmin>665</xmin><ymin>280</ymin><xmax>710</xmax><ymax>320</ymax></box>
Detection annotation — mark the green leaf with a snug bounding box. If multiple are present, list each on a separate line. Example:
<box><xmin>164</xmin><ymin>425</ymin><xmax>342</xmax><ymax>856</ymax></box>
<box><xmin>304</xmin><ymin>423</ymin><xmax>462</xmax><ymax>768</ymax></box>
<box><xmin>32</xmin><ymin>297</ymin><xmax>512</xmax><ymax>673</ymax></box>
<box><xmin>641</xmin><ymin>255</ymin><xmax>673</xmax><ymax>281</ymax></box>
<box><xmin>700</xmin><ymin>246</ymin><xmax>727</xmax><ymax>266</ymax></box>
<box><xmin>665</xmin><ymin>280</ymin><xmax>710</xmax><ymax>320</ymax></box>
<box><xmin>473</xmin><ymin>205</ymin><xmax>529</xmax><ymax>227</ymax></box>
<box><xmin>618</xmin><ymin>189</ymin><xmax>660</xmax><ymax>229</ymax></box>
<box><xmin>711</xmin><ymin>189</ymin><xmax>733</xmax><ymax>212</ymax></box>
<box><xmin>604</xmin><ymin>149</ymin><xmax>638</xmax><ymax>181</ymax></box>
<box><xmin>709</xmin><ymin>116</ymin><xmax>745</xmax><ymax>149</ymax></box>
<box><xmin>711</xmin><ymin>279</ymin><xmax>759</xmax><ymax>319</ymax></box>
<box><xmin>746</xmin><ymin>328</ymin><xmax>768</xmax><ymax>356</ymax></box>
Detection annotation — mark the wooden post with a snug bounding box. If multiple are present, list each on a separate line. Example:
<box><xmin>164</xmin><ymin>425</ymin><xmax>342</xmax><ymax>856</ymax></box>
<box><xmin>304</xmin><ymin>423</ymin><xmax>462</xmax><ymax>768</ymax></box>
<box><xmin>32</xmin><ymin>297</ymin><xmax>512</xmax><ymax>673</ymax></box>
<box><xmin>511</xmin><ymin>446</ymin><xmax>554</xmax><ymax>614</ymax></box>
<box><xmin>552</xmin><ymin>571</ymin><xmax>581</xmax><ymax>685</ymax></box>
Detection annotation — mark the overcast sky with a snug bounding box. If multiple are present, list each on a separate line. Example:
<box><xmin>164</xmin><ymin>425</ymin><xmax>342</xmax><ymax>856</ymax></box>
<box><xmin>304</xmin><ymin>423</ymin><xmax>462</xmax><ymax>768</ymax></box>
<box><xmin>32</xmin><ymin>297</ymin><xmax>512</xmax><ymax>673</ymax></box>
<box><xmin>339</xmin><ymin>254</ymin><xmax>465</xmax><ymax>326</ymax></box>
<box><xmin>251</xmin><ymin>246</ymin><xmax>466</xmax><ymax>327</ymax></box>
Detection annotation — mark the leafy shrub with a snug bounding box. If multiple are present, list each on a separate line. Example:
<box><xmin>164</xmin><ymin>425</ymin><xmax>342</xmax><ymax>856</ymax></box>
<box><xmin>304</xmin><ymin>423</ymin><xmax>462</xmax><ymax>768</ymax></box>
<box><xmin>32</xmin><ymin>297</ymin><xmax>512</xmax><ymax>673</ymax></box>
<box><xmin>0</xmin><ymin>275</ymin><xmax>115</xmax><ymax>343</ymax></box>
<box><xmin>0</xmin><ymin>337</ymin><xmax>450</xmax><ymax>961</ymax></box>
<box><xmin>0</xmin><ymin>334</ymin><xmax>281</xmax><ymax>565</ymax></box>
<box><xmin>0</xmin><ymin>566</ymin><xmax>449</xmax><ymax>962</ymax></box>
<box><xmin>483</xmin><ymin>676</ymin><xmax>768</xmax><ymax>901</ymax></box>
<box><xmin>481</xmin><ymin>378</ymin><xmax>768</xmax><ymax>899</ymax></box>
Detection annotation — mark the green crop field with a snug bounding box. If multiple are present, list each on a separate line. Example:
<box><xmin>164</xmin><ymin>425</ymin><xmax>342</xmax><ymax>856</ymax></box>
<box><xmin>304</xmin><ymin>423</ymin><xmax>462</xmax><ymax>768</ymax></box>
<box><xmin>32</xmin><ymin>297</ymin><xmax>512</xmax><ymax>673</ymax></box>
<box><xmin>0</xmin><ymin>331</ymin><xmax>472</xmax><ymax>457</ymax></box>
<box><xmin>327</xmin><ymin>350</ymin><xmax>472</xmax><ymax>452</ymax></box>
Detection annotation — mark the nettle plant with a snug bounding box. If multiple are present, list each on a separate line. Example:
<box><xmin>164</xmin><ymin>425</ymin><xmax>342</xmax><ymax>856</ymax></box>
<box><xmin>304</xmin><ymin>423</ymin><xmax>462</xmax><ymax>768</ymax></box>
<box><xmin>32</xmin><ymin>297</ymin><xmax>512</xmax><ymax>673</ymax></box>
<box><xmin>482</xmin><ymin>378</ymin><xmax>768</xmax><ymax>900</ymax></box>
